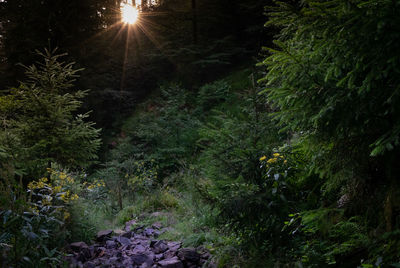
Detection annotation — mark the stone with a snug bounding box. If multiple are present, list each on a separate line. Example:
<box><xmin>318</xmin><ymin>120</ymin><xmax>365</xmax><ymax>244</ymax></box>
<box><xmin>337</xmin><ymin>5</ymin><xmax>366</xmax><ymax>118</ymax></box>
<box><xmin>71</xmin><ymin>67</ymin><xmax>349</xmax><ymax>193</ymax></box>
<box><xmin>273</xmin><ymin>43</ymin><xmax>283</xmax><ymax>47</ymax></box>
<box><xmin>96</xmin><ymin>229</ymin><xmax>113</xmax><ymax>241</ymax></box>
<box><xmin>134</xmin><ymin>225</ymin><xmax>145</xmax><ymax>233</ymax></box>
<box><xmin>150</xmin><ymin>211</ymin><xmax>168</xmax><ymax>218</ymax></box>
<box><xmin>70</xmin><ymin>242</ymin><xmax>88</xmax><ymax>252</ymax></box>
<box><xmin>109</xmin><ymin>256</ymin><xmax>119</xmax><ymax>262</ymax></box>
<box><xmin>167</xmin><ymin>241</ymin><xmax>181</xmax><ymax>252</ymax></box>
<box><xmin>95</xmin><ymin>247</ymin><xmax>106</xmax><ymax>257</ymax></box>
<box><xmin>153</xmin><ymin>230</ymin><xmax>161</xmax><ymax>238</ymax></box>
<box><xmin>151</xmin><ymin>240</ymin><xmax>168</xmax><ymax>254</ymax></box>
<box><xmin>117</xmin><ymin>236</ymin><xmax>132</xmax><ymax>246</ymax></box>
<box><xmin>132</xmin><ymin>244</ymin><xmax>146</xmax><ymax>254</ymax></box>
<box><xmin>152</xmin><ymin>222</ymin><xmax>163</xmax><ymax>230</ymax></box>
<box><xmin>155</xmin><ymin>253</ymin><xmax>164</xmax><ymax>261</ymax></box>
<box><xmin>177</xmin><ymin>248</ymin><xmax>200</xmax><ymax>263</ymax></box>
<box><xmin>122</xmin><ymin>231</ymin><xmax>134</xmax><ymax>239</ymax></box>
<box><xmin>106</xmin><ymin>240</ymin><xmax>117</xmax><ymax>249</ymax></box>
<box><xmin>163</xmin><ymin>250</ymin><xmax>177</xmax><ymax>259</ymax></box>
<box><xmin>67</xmin><ymin>219</ymin><xmax>213</xmax><ymax>268</ymax></box>
<box><xmin>144</xmin><ymin>228</ymin><xmax>155</xmax><ymax>237</ymax></box>
<box><xmin>131</xmin><ymin>253</ymin><xmax>154</xmax><ymax>266</ymax></box>
<box><xmin>114</xmin><ymin>229</ymin><xmax>125</xmax><ymax>236</ymax></box>
<box><xmin>125</xmin><ymin>219</ymin><xmax>137</xmax><ymax>232</ymax></box>
<box><xmin>158</xmin><ymin>257</ymin><xmax>184</xmax><ymax>268</ymax></box>
<box><xmin>122</xmin><ymin>257</ymin><xmax>134</xmax><ymax>267</ymax></box>
<box><xmin>83</xmin><ymin>261</ymin><xmax>96</xmax><ymax>268</ymax></box>
<box><xmin>77</xmin><ymin>248</ymin><xmax>91</xmax><ymax>263</ymax></box>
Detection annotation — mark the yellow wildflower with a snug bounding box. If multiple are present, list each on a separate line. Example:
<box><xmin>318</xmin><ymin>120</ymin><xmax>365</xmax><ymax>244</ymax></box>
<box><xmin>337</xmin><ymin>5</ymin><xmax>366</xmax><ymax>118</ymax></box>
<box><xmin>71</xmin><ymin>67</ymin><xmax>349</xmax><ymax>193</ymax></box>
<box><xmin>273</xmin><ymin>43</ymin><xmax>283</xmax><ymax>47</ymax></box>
<box><xmin>259</xmin><ymin>156</ymin><xmax>267</xmax><ymax>161</ymax></box>
<box><xmin>273</xmin><ymin>153</ymin><xmax>280</xmax><ymax>158</ymax></box>
<box><xmin>267</xmin><ymin>158</ymin><xmax>278</xmax><ymax>164</ymax></box>
<box><xmin>54</xmin><ymin>186</ymin><xmax>62</xmax><ymax>193</ymax></box>
<box><xmin>27</xmin><ymin>181</ymin><xmax>35</xmax><ymax>190</ymax></box>
<box><xmin>284</xmin><ymin>160</ymin><xmax>288</xmax><ymax>164</ymax></box>
<box><xmin>59</xmin><ymin>173</ymin><xmax>67</xmax><ymax>180</ymax></box>
<box><xmin>63</xmin><ymin>211</ymin><xmax>70</xmax><ymax>220</ymax></box>
<box><xmin>31</xmin><ymin>206</ymin><xmax>39</xmax><ymax>214</ymax></box>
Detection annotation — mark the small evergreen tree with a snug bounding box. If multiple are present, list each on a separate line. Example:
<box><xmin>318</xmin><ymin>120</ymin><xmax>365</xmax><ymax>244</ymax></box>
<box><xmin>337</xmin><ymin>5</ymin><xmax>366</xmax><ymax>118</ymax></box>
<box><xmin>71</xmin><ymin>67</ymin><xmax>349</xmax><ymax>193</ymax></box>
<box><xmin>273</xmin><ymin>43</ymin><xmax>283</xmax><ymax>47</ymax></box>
<box><xmin>0</xmin><ymin>49</ymin><xmax>101</xmax><ymax>180</ymax></box>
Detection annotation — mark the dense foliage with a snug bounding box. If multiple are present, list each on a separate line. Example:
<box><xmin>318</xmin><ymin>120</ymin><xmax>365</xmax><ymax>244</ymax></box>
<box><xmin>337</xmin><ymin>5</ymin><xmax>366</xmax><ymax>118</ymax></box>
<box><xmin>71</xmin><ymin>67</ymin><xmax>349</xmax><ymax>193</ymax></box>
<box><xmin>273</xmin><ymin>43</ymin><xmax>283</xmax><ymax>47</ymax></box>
<box><xmin>0</xmin><ymin>49</ymin><xmax>101</xmax><ymax>181</ymax></box>
<box><xmin>1</xmin><ymin>0</ymin><xmax>400</xmax><ymax>267</ymax></box>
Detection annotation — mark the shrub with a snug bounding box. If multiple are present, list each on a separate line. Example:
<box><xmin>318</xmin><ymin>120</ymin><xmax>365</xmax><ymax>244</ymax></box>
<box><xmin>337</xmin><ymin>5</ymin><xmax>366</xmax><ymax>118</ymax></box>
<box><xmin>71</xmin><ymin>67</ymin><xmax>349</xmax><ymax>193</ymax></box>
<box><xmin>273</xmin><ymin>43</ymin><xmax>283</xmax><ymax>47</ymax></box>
<box><xmin>0</xmin><ymin>169</ymin><xmax>81</xmax><ymax>267</ymax></box>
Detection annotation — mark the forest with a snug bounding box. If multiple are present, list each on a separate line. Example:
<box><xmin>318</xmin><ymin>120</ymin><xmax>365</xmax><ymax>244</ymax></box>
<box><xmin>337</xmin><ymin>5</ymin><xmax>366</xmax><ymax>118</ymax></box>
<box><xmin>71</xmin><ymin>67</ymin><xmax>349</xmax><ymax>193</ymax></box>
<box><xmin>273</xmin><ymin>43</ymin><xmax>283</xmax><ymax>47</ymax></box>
<box><xmin>1</xmin><ymin>0</ymin><xmax>400</xmax><ymax>267</ymax></box>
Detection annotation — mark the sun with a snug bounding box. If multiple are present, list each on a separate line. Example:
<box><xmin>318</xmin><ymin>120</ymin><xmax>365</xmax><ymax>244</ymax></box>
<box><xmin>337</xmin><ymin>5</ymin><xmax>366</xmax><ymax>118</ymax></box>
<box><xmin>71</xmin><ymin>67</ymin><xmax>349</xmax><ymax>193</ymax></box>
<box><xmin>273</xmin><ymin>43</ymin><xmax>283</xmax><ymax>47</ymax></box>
<box><xmin>121</xmin><ymin>3</ymin><xmax>139</xmax><ymax>24</ymax></box>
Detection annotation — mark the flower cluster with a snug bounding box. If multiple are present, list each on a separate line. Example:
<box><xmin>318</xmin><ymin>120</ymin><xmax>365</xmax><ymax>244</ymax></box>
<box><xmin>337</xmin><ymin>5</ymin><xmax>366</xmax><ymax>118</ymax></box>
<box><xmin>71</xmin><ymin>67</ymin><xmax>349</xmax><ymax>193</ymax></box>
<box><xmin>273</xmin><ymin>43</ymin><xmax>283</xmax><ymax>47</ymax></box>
<box><xmin>27</xmin><ymin>169</ymin><xmax>80</xmax><ymax>221</ymax></box>
<box><xmin>127</xmin><ymin>160</ymin><xmax>158</xmax><ymax>193</ymax></box>
<box><xmin>259</xmin><ymin>152</ymin><xmax>287</xmax><ymax>166</ymax></box>
<box><xmin>84</xmin><ymin>179</ymin><xmax>106</xmax><ymax>191</ymax></box>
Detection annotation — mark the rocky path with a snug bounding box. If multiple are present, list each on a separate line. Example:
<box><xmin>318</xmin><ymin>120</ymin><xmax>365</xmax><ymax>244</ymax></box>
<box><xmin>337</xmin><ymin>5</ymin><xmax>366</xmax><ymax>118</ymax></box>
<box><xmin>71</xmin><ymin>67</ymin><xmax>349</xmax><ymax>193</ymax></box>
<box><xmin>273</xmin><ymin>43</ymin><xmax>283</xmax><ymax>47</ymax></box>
<box><xmin>67</xmin><ymin>220</ymin><xmax>215</xmax><ymax>268</ymax></box>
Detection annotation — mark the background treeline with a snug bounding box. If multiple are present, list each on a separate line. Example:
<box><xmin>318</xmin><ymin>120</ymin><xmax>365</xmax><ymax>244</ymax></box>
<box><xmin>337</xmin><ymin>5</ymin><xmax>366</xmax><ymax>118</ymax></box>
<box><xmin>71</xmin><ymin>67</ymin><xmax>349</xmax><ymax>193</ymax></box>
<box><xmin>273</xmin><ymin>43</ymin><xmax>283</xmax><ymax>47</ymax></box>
<box><xmin>1</xmin><ymin>0</ymin><xmax>400</xmax><ymax>267</ymax></box>
<box><xmin>0</xmin><ymin>0</ymin><xmax>267</xmax><ymax>131</ymax></box>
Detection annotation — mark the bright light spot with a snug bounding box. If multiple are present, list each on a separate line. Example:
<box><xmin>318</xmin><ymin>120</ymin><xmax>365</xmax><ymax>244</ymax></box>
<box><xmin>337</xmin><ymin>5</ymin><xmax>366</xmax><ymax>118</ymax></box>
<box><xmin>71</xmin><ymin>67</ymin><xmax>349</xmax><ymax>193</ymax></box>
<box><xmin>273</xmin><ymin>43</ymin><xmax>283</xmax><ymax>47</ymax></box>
<box><xmin>121</xmin><ymin>3</ymin><xmax>139</xmax><ymax>24</ymax></box>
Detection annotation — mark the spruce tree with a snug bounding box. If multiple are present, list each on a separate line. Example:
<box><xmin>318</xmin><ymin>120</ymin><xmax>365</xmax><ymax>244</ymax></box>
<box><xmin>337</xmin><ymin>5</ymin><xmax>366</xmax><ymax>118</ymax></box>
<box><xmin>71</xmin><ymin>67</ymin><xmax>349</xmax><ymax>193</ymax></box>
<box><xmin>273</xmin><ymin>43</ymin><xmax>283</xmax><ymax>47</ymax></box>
<box><xmin>259</xmin><ymin>0</ymin><xmax>400</xmax><ymax>194</ymax></box>
<box><xmin>0</xmin><ymin>49</ymin><xmax>101</xmax><ymax>180</ymax></box>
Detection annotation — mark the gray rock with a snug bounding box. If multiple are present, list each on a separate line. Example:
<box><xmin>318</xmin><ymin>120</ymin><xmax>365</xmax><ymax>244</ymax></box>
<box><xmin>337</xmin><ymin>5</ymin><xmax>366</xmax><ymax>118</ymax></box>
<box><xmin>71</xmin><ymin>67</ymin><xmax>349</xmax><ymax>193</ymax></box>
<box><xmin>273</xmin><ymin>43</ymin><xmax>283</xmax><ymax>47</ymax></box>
<box><xmin>77</xmin><ymin>248</ymin><xmax>92</xmax><ymax>263</ymax></box>
<box><xmin>158</xmin><ymin>257</ymin><xmax>184</xmax><ymax>268</ymax></box>
<box><xmin>144</xmin><ymin>228</ymin><xmax>155</xmax><ymax>237</ymax></box>
<box><xmin>177</xmin><ymin>248</ymin><xmax>200</xmax><ymax>263</ymax></box>
<box><xmin>132</xmin><ymin>244</ymin><xmax>147</xmax><ymax>254</ymax></box>
<box><xmin>106</xmin><ymin>240</ymin><xmax>117</xmax><ymax>249</ymax></box>
<box><xmin>117</xmin><ymin>236</ymin><xmax>132</xmax><ymax>246</ymax></box>
<box><xmin>152</xmin><ymin>222</ymin><xmax>163</xmax><ymax>230</ymax></box>
<box><xmin>151</xmin><ymin>240</ymin><xmax>168</xmax><ymax>254</ymax></box>
<box><xmin>163</xmin><ymin>250</ymin><xmax>177</xmax><ymax>259</ymax></box>
<box><xmin>96</xmin><ymin>229</ymin><xmax>113</xmax><ymax>241</ymax></box>
<box><xmin>131</xmin><ymin>253</ymin><xmax>154</xmax><ymax>266</ymax></box>
<box><xmin>70</xmin><ymin>242</ymin><xmax>88</xmax><ymax>252</ymax></box>
<box><xmin>122</xmin><ymin>231</ymin><xmax>134</xmax><ymax>239</ymax></box>
<box><xmin>83</xmin><ymin>261</ymin><xmax>96</xmax><ymax>268</ymax></box>
<box><xmin>155</xmin><ymin>253</ymin><xmax>164</xmax><ymax>261</ymax></box>
<box><xmin>125</xmin><ymin>219</ymin><xmax>137</xmax><ymax>232</ymax></box>
<box><xmin>167</xmin><ymin>241</ymin><xmax>181</xmax><ymax>252</ymax></box>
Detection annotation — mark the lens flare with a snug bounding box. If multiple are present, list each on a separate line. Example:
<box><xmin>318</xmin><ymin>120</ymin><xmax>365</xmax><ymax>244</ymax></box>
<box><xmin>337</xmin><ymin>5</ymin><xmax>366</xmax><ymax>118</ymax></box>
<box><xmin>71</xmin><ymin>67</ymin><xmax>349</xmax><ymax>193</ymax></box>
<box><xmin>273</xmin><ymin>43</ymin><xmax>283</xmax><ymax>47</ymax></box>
<box><xmin>121</xmin><ymin>3</ymin><xmax>139</xmax><ymax>24</ymax></box>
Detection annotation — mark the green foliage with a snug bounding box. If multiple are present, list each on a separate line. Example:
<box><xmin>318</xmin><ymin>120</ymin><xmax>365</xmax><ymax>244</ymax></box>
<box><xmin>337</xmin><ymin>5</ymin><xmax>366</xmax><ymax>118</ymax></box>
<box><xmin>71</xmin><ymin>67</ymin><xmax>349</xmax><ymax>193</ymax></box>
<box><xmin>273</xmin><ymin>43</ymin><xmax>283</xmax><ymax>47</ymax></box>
<box><xmin>196</xmin><ymin>80</ymin><xmax>231</xmax><ymax>112</ymax></box>
<box><xmin>0</xmin><ymin>49</ymin><xmax>101</xmax><ymax>180</ymax></box>
<box><xmin>0</xmin><ymin>169</ymin><xmax>83</xmax><ymax>267</ymax></box>
<box><xmin>282</xmin><ymin>209</ymin><xmax>371</xmax><ymax>267</ymax></box>
<box><xmin>121</xmin><ymin>84</ymin><xmax>200</xmax><ymax>177</ymax></box>
<box><xmin>194</xmin><ymin>78</ymin><xmax>296</xmax><ymax>250</ymax></box>
<box><xmin>259</xmin><ymin>0</ymin><xmax>400</xmax><ymax>195</ymax></box>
